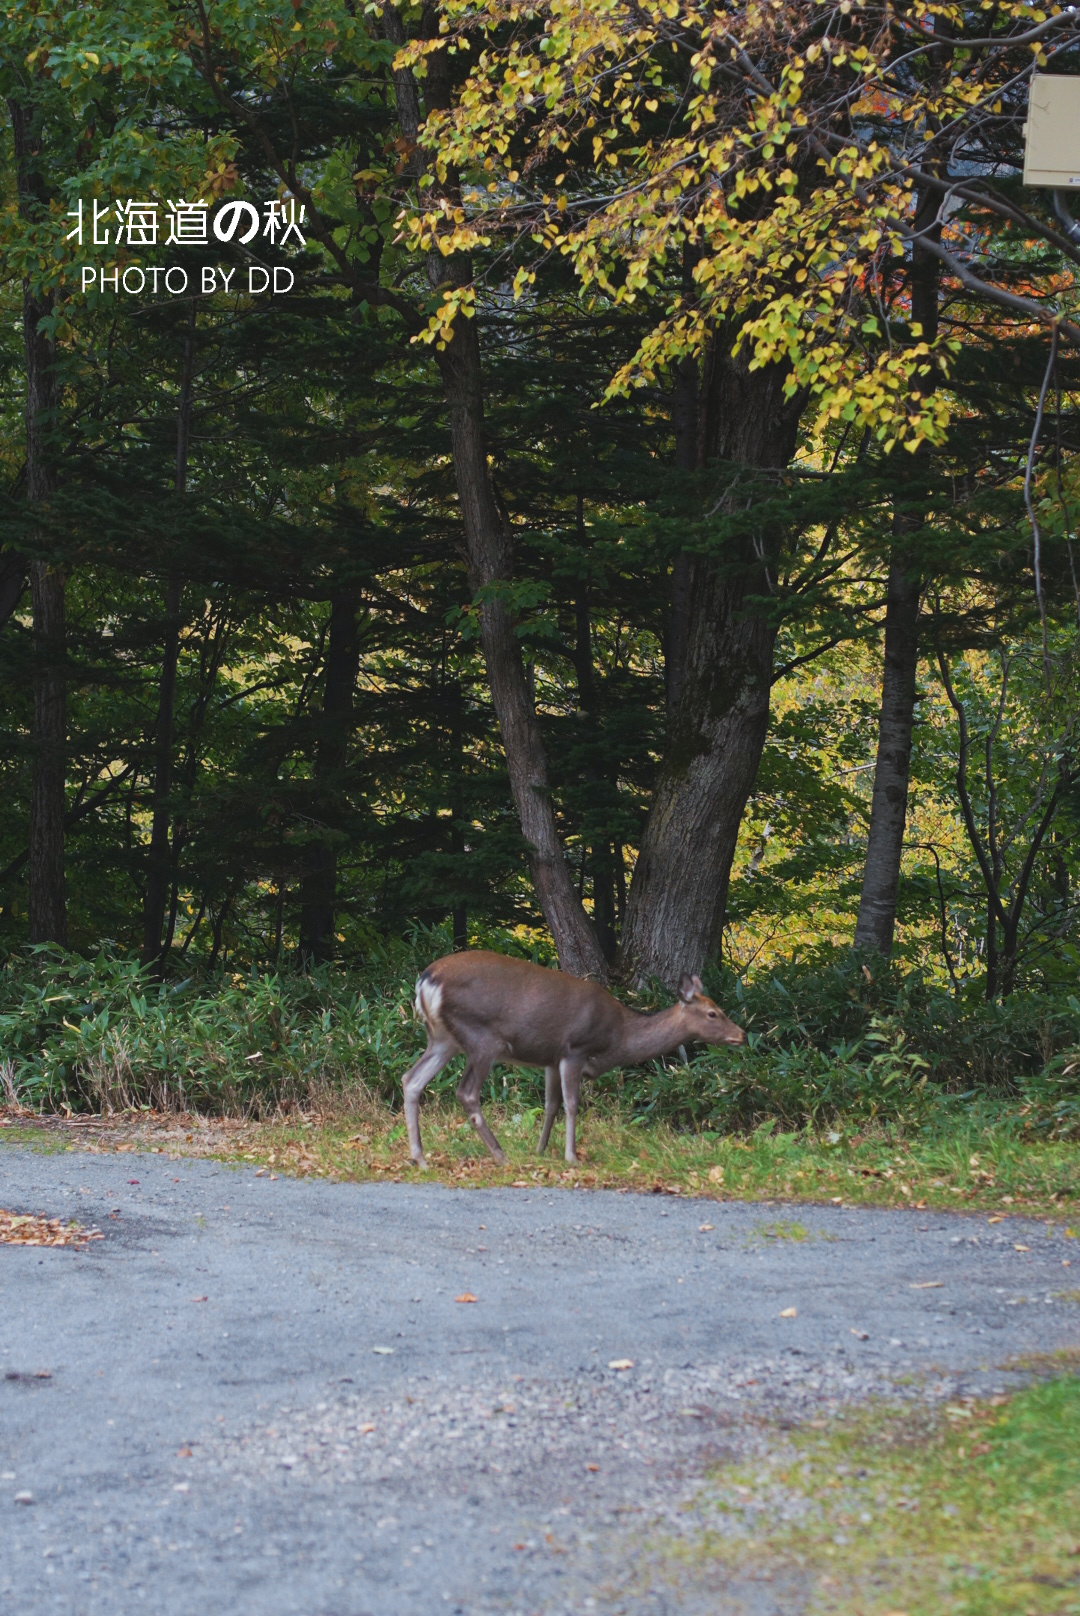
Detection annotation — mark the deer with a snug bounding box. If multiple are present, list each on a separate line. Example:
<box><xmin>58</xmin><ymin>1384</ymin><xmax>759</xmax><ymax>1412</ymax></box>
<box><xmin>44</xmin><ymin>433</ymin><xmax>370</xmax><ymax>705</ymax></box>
<box><xmin>401</xmin><ymin>949</ymin><xmax>746</xmax><ymax>1170</ymax></box>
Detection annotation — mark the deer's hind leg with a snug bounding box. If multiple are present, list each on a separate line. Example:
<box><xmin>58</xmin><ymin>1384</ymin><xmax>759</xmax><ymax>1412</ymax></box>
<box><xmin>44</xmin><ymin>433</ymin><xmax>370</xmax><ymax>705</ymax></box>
<box><xmin>403</xmin><ymin>1037</ymin><xmax>456</xmax><ymax>1169</ymax></box>
<box><xmin>456</xmin><ymin>1051</ymin><xmax>508</xmax><ymax>1166</ymax></box>
<box><xmin>560</xmin><ymin>1058</ymin><xmax>584</xmax><ymax>1163</ymax></box>
<box><xmin>537</xmin><ymin>1064</ymin><xmax>561</xmax><ymax>1154</ymax></box>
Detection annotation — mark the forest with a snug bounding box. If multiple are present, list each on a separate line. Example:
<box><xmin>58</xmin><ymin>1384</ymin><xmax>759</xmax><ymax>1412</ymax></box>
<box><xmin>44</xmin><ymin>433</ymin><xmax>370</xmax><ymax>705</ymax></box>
<box><xmin>0</xmin><ymin>0</ymin><xmax>1078</xmax><ymax>1180</ymax></box>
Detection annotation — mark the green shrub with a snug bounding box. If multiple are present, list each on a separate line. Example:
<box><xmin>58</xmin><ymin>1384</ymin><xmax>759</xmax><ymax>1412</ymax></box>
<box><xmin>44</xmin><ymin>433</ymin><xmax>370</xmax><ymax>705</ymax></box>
<box><xmin>0</xmin><ymin>939</ymin><xmax>1076</xmax><ymax>1129</ymax></box>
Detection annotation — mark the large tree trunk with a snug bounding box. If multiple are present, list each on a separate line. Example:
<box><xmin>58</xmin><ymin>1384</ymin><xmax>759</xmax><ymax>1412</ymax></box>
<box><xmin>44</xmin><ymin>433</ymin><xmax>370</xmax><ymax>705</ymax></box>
<box><xmin>142</xmin><ymin>305</ymin><xmax>196</xmax><ymax>968</ymax></box>
<box><xmin>620</xmin><ymin>342</ymin><xmax>802</xmax><ymax>987</ymax></box>
<box><xmin>10</xmin><ymin>96</ymin><xmax>66</xmax><ymax>946</ymax></box>
<box><xmin>298</xmin><ymin>586</ymin><xmax>361</xmax><ymax>963</ymax></box>
<box><xmin>434</xmin><ymin>285</ymin><xmax>609</xmax><ymax>980</ymax></box>
<box><xmin>853</xmin><ymin>181</ymin><xmax>941</xmax><ymax>956</ymax></box>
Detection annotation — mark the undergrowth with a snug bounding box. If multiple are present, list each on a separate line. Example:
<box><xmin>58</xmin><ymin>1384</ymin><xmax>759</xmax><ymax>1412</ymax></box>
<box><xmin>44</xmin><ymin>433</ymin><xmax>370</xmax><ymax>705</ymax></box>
<box><xmin>0</xmin><ymin>934</ymin><xmax>1076</xmax><ymax>1145</ymax></box>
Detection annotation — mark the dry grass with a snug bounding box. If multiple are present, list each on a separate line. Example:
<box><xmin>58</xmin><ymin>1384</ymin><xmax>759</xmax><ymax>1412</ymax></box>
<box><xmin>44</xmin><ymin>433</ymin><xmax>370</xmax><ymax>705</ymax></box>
<box><xmin>4</xmin><ymin>1095</ymin><xmax>1080</xmax><ymax>1220</ymax></box>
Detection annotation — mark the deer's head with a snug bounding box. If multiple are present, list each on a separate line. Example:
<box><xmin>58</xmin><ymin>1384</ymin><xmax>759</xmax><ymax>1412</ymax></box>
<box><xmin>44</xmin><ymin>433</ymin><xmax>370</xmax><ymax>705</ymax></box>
<box><xmin>675</xmin><ymin>973</ymin><xmax>746</xmax><ymax>1046</ymax></box>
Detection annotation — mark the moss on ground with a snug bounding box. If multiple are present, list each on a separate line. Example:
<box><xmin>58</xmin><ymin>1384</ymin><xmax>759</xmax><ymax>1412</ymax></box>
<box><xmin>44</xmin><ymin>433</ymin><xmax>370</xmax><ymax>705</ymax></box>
<box><xmin>667</xmin><ymin>1368</ymin><xmax>1080</xmax><ymax>1615</ymax></box>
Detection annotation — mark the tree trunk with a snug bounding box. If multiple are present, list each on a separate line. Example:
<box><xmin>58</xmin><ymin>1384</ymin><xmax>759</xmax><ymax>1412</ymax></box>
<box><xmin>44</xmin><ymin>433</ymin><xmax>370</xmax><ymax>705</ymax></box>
<box><xmin>0</xmin><ymin>553</ymin><xmax>26</xmax><ymax>630</ymax></box>
<box><xmin>853</xmin><ymin>180</ymin><xmax>941</xmax><ymax>956</ymax></box>
<box><xmin>10</xmin><ymin>96</ymin><xmax>66</xmax><ymax>946</ymax></box>
<box><xmin>620</xmin><ymin>342</ymin><xmax>802</xmax><ymax>987</ymax></box>
<box><xmin>298</xmin><ymin>586</ymin><xmax>361</xmax><ymax>963</ymax></box>
<box><xmin>142</xmin><ymin>305</ymin><xmax>196</xmax><ymax>968</ymax></box>
<box><xmin>393</xmin><ymin>14</ymin><xmax>606</xmax><ymax>979</ymax></box>
<box><xmin>852</xmin><ymin>555</ymin><xmax>920</xmax><ymax>954</ymax></box>
<box><xmin>434</xmin><ymin>287</ymin><xmax>608</xmax><ymax>980</ymax></box>
<box><xmin>28</xmin><ymin>560</ymin><xmax>66</xmax><ymax>945</ymax></box>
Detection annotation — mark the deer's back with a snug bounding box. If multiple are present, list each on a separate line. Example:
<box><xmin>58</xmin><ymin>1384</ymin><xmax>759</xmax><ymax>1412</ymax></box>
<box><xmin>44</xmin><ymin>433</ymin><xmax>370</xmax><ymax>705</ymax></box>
<box><xmin>417</xmin><ymin>950</ymin><xmax>621</xmax><ymax>1066</ymax></box>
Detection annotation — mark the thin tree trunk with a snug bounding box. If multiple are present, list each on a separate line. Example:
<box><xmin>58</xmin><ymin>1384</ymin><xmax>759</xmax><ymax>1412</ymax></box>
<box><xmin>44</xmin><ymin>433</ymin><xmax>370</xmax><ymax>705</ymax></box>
<box><xmin>434</xmin><ymin>289</ymin><xmax>608</xmax><ymax>980</ymax></box>
<box><xmin>853</xmin><ymin>177</ymin><xmax>942</xmax><ymax>956</ymax></box>
<box><xmin>298</xmin><ymin>587</ymin><xmax>361</xmax><ymax>963</ymax></box>
<box><xmin>10</xmin><ymin>96</ymin><xmax>66</xmax><ymax>946</ymax></box>
<box><xmin>620</xmin><ymin>342</ymin><xmax>802</xmax><ymax>987</ymax></box>
<box><xmin>162</xmin><ymin>604</ymin><xmax>232</xmax><ymax>956</ymax></box>
<box><xmin>142</xmin><ymin>304</ymin><xmax>196</xmax><ymax>967</ymax></box>
<box><xmin>572</xmin><ymin>501</ymin><xmax>617</xmax><ymax>962</ymax></box>
<box><xmin>448</xmin><ymin>678</ymin><xmax>468</xmax><ymax>951</ymax></box>
<box><xmin>0</xmin><ymin>553</ymin><xmax>26</xmax><ymax>630</ymax></box>
<box><xmin>852</xmin><ymin>554</ymin><xmax>921</xmax><ymax>954</ymax></box>
<box><xmin>393</xmin><ymin>11</ymin><xmax>606</xmax><ymax>980</ymax></box>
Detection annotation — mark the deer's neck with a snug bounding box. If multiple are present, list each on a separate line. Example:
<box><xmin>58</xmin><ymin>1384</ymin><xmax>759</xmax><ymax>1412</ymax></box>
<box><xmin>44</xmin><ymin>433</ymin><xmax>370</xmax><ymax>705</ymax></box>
<box><xmin>611</xmin><ymin>1002</ymin><xmax>686</xmax><ymax>1068</ymax></box>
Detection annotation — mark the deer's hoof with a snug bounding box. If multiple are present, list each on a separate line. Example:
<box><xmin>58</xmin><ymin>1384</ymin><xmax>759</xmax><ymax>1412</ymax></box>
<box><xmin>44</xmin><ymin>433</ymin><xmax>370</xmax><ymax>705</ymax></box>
<box><xmin>411</xmin><ymin>1154</ymin><xmax>429</xmax><ymax>1171</ymax></box>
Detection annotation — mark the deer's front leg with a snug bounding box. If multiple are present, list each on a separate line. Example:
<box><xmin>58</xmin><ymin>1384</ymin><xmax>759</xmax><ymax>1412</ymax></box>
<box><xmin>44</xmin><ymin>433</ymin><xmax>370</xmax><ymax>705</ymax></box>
<box><xmin>537</xmin><ymin>1064</ymin><xmax>561</xmax><ymax>1154</ymax></box>
<box><xmin>559</xmin><ymin>1059</ymin><xmax>583</xmax><ymax>1163</ymax></box>
<box><xmin>457</xmin><ymin>1056</ymin><xmax>508</xmax><ymax>1166</ymax></box>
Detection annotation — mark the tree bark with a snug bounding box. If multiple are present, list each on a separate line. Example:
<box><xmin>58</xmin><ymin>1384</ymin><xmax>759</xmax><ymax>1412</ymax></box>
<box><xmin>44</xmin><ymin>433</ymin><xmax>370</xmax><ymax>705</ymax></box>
<box><xmin>852</xmin><ymin>555</ymin><xmax>921</xmax><ymax>954</ymax></box>
<box><xmin>10</xmin><ymin>95</ymin><xmax>66</xmax><ymax>946</ymax></box>
<box><xmin>298</xmin><ymin>586</ymin><xmax>361</xmax><ymax>963</ymax></box>
<box><xmin>435</xmin><ymin>313</ymin><xmax>608</xmax><ymax>978</ymax></box>
<box><xmin>620</xmin><ymin>341</ymin><xmax>802</xmax><ymax>987</ymax></box>
<box><xmin>853</xmin><ymin>179</ymin><xmax>941</xmax><ymax>956</ymax></box>
<box><xmin>142</xmin><ymin>305</ymin><xmax>196</xmax><ymax>968</ymax></box>
<box><xmin>402</xmin><ymin>14</ymin><xmax>607</xmax><ymax>979</ymax></box>
<box><xmin>852</xmin><ymin>641</ymin><xmax>922</xmax><ymax>960</ymax></box>
<box><xmin>0</xmin><ymin>553</ymin><xmax>26</xmax><ymax>630</ymax></box>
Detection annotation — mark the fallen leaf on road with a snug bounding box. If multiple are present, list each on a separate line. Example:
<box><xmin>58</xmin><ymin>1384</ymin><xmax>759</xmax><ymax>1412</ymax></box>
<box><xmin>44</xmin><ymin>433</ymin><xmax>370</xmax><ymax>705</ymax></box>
<box><xmin>13</xmin><ymin>1491</ymin><xmax>33</xmax><ymax>1505</ymax></box>
<box><xmin>608</xmin><ymin>1359</ymin><xmax>634</xmax><ymax>1371</ymax></box>
<box><xmin>585</xmin><ymin>1463</ymin><xmax>599</xmax><ymax>1472</ymax></box>
<box><xmin>909</xmin><ymin>1281</ymin><xmax>944</xmax><ymax>1289</ymax></box>
<box><xmin>698</xmin><ymin>1223</ymin><xmax>714</xmax><ymax>1232</ymax></box>
<box><xmin>455</xmin><ymin>1293</ymin><xmax>478</xmax><ymax>1304</ymax></box>
<box><xmin>987</xmin><ymin>1215</ymin><xmax>1004</xmax><ymax>1224</ymax></box>
<box><xmin>371</xmin><ymin>1346</ymin><xmax>395</xmax><ymax>1355</ymax></box>
<box><xmin>850</xmin><ymin>1328</ymin><xmax>869</xmax><ymax>1340</ymax></box>
<box><xmin>0</xmin><ymin>1209</ymin><xmax>101</xmax><ymax>1248</ymax></box>
<box><xmin>779</xmin><ymin>1307</ymin><xmax>798</xmax><ymax>1318</ymax></box>
<box><xmin>358</xmin><ymin>1423</ymin><xmax>376</xmax><ymax>1434</ymax></box>
<box><xmin>177</xmin><ymin>1447</ymin><xmax>192</xmax><ymax>1458</ymax></box>
<box><xmin>190</xmin><ymin>1296</ymin><xmax>208</xmax><ymax>1303</ymax></box>
<box><xmin>1014</xmin><ymin>1244</ymin><xmax>1030</xmax><ymax>1252</ymax></box>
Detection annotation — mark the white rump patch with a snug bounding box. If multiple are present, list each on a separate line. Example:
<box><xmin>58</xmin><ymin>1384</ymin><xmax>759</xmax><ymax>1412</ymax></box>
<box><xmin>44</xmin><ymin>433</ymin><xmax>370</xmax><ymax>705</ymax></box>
<box><xmin>415</xmin><ymin>976</ymin><xmax>444</xmax><ymax>1030</ymax></box>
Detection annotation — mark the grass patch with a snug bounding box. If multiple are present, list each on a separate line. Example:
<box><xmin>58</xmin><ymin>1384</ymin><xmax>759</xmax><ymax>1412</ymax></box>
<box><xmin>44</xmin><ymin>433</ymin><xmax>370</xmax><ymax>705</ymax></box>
<box><xmin>8</xmin><ymin>1096</ymin><xmax>1080</xmax><ymax>1220</ymax></box>
<box><xmin>679</xmin><ymin>1370</ymin><xmax>1080</xmax><ymax>1615</ymax></box>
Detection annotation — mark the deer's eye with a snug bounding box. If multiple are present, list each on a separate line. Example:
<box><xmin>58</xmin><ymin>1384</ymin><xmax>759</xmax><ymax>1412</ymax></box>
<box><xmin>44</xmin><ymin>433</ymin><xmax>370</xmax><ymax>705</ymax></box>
<box><xmin>708</xmin><ymin>1010</ymin><xmax>717</xmax><ymax>1018</ymax></box>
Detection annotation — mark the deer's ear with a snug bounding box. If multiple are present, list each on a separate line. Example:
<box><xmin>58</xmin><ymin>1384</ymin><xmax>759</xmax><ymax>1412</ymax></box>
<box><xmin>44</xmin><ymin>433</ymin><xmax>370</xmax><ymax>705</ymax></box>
<box><xmin>677</xmin><ymin>972</ymin><xmax>696</xmax><ymax>1003</ymax></box>
<box><xmin>691</xmin><ymin>974</ymin><xmax>705</xmax><ymax>996</ymax></box>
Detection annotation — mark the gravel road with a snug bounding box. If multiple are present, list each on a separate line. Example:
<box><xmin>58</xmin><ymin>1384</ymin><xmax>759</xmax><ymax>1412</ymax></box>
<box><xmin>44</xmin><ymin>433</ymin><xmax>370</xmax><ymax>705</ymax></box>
<box><xmin>1</xmin><ymin>1144</ymin><xmax>1077</xmax><ymax>1616</ymax></box>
